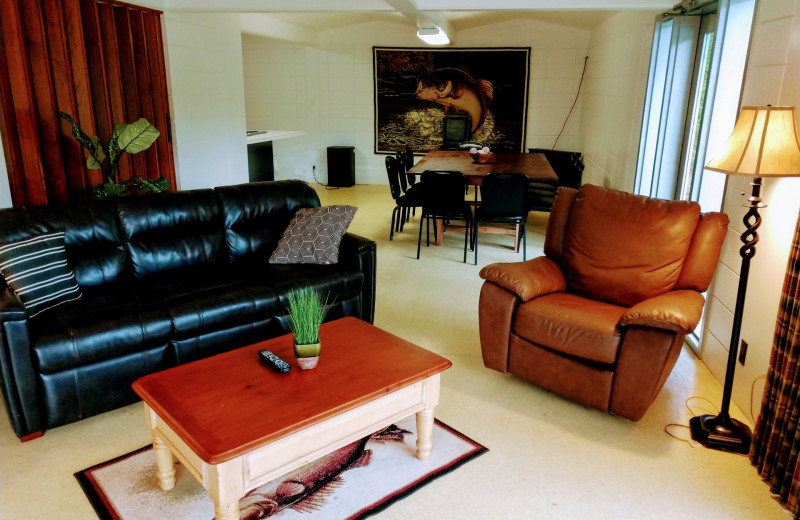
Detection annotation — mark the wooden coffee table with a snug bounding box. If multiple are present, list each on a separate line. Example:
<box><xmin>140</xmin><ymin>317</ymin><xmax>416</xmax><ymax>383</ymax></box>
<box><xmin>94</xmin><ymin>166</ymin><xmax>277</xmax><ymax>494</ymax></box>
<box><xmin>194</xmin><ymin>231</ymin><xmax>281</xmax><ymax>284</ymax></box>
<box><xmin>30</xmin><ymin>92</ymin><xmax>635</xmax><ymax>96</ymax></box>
<box><xmin>131</xmin><ymin>317</ymin><xmax>452</xmax><ymax>520</ymax></box>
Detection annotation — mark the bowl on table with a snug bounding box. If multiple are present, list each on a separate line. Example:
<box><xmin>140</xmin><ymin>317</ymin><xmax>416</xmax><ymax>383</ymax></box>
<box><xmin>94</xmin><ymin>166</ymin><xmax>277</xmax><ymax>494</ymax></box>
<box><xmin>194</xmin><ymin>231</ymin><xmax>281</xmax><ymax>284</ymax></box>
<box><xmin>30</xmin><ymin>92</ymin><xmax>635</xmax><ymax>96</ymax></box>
<box><xmin>470</xmin><ymin>151</ymin><xmax>494</xmax><ymax>164</ymax></box>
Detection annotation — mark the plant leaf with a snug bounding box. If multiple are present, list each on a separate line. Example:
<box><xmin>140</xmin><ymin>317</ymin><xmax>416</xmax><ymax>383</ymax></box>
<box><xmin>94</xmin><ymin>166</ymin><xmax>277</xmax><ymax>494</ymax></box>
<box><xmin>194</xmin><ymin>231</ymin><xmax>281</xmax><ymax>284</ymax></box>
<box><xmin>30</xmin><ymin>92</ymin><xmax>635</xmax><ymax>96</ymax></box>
<box><xmin>131</xmin><ymin>176</ymin><xmax>170</xmax><ymax>192</ymax></box>
<box><xmin>86</xmin><ymin>156</ymin><xmax>102</xmax><ymax>170</ymax></box>
<box><xmin>90</xmin><ymin>182</ymin><xmax>129</xmax><ymax>199</ymax></box>
<box><xmin>116</xmin><ymin>118</ymin><xmax>160</xmax><ymax>155</ymax></box>
<box><xmin>58</xmin><ymin>111</ymin><xmax>99</xmax><ymax>154</ymax></box>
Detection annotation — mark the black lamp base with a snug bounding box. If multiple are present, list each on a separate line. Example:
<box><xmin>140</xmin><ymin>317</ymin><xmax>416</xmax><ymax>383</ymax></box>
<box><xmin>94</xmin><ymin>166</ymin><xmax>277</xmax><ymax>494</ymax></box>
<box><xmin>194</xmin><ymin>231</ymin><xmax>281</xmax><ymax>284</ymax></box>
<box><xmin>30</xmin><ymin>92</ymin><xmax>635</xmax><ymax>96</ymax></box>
<box><xmin>690</xmin><ymin>414</ymin><xmax>752</xmax><ymax>454</ymax></box>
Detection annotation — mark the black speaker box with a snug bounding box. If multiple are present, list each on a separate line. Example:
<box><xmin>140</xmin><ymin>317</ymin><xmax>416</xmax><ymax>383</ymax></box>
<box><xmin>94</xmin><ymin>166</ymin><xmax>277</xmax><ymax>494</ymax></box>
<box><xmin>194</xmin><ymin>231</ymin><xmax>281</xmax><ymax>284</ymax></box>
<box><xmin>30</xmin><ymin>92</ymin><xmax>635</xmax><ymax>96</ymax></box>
<box><xmin>327</xmin><ymin>146</ymin><xmax>355</xmax><ymax>187</ymax></box>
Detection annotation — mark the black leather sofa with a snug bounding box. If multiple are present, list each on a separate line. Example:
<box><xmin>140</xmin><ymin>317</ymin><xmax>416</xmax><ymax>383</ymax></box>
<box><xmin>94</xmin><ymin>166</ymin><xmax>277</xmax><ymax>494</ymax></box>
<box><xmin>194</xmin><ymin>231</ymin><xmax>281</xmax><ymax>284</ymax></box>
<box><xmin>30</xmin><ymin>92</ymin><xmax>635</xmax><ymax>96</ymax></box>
<box><xmin>0</xmin><ymin>180</ymin><xmax>376</xmax><ymax>440</ymax></box>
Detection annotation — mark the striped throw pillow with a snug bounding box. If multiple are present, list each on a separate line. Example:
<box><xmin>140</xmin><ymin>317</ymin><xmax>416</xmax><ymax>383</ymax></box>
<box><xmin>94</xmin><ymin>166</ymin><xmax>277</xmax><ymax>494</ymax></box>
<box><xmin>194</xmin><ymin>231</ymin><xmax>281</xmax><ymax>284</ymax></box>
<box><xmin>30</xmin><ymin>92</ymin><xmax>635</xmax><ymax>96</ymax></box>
<box><xmin>0</xmin><ymin>232</ymin><xmax>82</xmax><ymax>317</ymax></box>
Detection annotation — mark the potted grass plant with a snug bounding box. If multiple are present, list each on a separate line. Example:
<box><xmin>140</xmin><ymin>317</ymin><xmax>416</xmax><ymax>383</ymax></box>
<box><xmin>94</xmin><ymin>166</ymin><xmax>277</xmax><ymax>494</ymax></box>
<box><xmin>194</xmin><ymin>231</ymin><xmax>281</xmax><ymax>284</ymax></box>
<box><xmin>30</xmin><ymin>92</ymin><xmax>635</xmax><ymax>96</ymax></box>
<box><xmin>287</xmin><ymin>288</ymin><xmax>329</xmax><ymax>369</ymax></box>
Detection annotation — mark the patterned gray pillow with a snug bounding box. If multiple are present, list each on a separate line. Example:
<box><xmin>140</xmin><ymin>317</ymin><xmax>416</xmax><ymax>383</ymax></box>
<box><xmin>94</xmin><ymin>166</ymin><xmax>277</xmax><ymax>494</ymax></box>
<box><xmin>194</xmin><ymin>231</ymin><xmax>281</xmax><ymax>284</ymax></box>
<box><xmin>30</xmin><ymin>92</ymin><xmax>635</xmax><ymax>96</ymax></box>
<box><xmin>269</xmin><ymin>205</ymin><xmax>357</xmax><ymax>265</ymax></box>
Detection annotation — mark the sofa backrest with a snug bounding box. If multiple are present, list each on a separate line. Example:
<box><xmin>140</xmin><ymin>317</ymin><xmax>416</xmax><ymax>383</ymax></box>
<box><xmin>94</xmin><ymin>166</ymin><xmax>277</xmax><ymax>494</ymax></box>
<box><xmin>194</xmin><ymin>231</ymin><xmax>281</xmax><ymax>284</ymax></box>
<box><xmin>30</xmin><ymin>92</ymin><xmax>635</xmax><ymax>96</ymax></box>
<box><xmin>214</xmin><ymin>180</ymin><xmax>320</xmax><ymax>268</ymax></box>
<box><xmin>0</xmin><ymin>200</ymin><xmax>126</xmax><ymax>289</ymax></box>
<box><xmin>545</xmin><ymin>184</ymin><xmax>703</xmax><ymax>307</ymax></box>
<box><xmin>116</xmin><ymin>189</ymin><xmax>225</xmax><ymax>281</ymax></box>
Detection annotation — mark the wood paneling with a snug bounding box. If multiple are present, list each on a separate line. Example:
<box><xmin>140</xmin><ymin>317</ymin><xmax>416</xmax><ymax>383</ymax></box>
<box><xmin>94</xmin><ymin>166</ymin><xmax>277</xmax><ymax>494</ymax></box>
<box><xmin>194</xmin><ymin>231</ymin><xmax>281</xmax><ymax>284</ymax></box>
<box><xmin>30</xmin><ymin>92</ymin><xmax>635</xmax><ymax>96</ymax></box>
<box><xmin>0</xmin><ymin>0</ymin><xmax>175</xmax><ymax>207</ymax></box>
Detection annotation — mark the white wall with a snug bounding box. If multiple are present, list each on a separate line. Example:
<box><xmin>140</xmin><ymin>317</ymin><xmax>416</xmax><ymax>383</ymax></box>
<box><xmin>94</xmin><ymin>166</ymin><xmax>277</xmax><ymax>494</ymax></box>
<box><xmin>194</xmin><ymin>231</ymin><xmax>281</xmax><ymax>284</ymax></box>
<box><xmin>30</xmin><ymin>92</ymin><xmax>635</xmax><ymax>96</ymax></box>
<box><xmin>242</xmin><ymin>18</ymin><xmax>592</xmax><ymax>185</ymax></box>
<box><xmin>580</xmin><ymin>11</ymin><xmax>656</xmax><ymax>191</ymax></box>
<box><xmin>700</xmin><ymin>0</ymin><xmax>800</xmax><ymax>419</ymax></box>
<box><xmin>0</xmin><ymin>138</ymin><xmax>10</xmax><ymax>208</ymax></box>
<box><xmin>163</xmin><ymin>12</ymin><xmax>249</xmax><ymax>190</ymax></box>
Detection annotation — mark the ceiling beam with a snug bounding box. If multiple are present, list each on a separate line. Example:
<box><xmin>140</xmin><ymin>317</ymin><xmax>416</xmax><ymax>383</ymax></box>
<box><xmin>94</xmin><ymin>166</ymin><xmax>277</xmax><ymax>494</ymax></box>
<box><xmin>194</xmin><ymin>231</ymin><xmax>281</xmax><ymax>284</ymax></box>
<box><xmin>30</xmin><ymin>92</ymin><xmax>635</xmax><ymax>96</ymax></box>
<box><xmin>385</xmin><ymin>0</ymin><xmax>455</xmax><ymax>42</ymax></box>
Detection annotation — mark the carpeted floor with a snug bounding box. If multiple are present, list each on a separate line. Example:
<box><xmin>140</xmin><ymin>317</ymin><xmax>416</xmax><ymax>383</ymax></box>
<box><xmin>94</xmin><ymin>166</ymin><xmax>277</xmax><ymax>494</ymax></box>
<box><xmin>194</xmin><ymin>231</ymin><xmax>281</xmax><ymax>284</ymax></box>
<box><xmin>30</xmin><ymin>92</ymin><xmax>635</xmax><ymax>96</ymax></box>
<box><xmin>0</xmin><ymin>184</ymin><xmax>789</xmax><ymax>519</ymax></box>
<box><xmin>76</xmin><ymin>417</ymin><xmax>485</xmax><ymax>520</ymax></box>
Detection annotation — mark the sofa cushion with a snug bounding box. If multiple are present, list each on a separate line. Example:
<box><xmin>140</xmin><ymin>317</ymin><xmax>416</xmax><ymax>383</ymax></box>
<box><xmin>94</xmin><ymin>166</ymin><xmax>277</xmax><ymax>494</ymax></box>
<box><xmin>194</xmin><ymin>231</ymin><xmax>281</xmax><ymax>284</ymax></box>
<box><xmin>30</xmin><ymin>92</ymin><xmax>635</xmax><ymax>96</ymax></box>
<box><xmin>269</xmin><ymin>205</ymin><xmax>357</xmax><ymax>265</ymax></box>
<box><xmin>0</xmin><ymin>200</ymin><xmax>126</xmax><ymax>290</ymax></box>
<box><xmin>215</xmin><ymin>180</ymin><xmax>320</xmax><ymax>269</ymax></box>
<box><xmin>0</xmin><ymin>232</ymin><xmax>82</xmax><ymax>317</ymax></box>
<box><xmin>513</xmin><ymin>292</ymin><xmax>627</xmax><ymax>364</ymax></box>
<box><xmin>32</xmin><ymin>294</ymin><xmax>172</xmax><ymax>374</ymax></box>
<box><xmin>116</xmin><ymin>189</ymin><xmax>225</xmax><ymax>281</ymax></box>
<box><xmin>151</xmin><ymin>277</ymin><xmax>281</xmax><ymax>340</ymax></box>
<box><xmin>562</xmin><ymin>184</ymin><xmax>700</xmax><ymax>307</ymax></box>
<box><xmin>265</xmin><ymin>264</ymin><xmax>364</xmax><ymax>306</ymax></box>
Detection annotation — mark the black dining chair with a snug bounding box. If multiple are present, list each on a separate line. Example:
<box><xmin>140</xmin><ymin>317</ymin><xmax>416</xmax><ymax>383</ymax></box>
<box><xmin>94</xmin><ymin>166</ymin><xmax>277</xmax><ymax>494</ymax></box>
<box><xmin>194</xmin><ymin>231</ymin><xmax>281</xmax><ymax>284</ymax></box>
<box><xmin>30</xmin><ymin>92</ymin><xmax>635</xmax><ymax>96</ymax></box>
<box><xmin>525</xmin><ymin>148</ymin><xmax>585</xmax><ymax>213</ymax></box>
<box><xmin>385</xmin><ymin>155</ymin><xmax>422</xmax><ymax>240</ymax></box>
<box><xmin>402</xmin><ymin>145</ymin><xmax>418</xmax><ymax>188</ymax></box>
<box><xmin>457</xmin><ymin>141</ymin><xmax>485</xmax><ymax>201</ymax></box>
<box><xmin>395</xmin><ymin>151</ymin><xmax>409</xmax><ymax>193</ymax></box>
<box><xmin>473</xmin><ymin>172</ymin><xmax>529</xmax><ymax>265</ymax></box>
<box><xmin>417</xmin><ymin>170</ymin><xmax>473</xmax><ymax>263</ymax></box>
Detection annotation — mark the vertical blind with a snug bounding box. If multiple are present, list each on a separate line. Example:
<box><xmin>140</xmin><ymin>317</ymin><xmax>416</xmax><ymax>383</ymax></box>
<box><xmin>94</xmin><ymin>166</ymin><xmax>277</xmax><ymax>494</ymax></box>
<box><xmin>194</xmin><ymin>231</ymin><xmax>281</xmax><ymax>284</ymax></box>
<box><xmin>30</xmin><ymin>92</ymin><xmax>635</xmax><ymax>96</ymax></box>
<box><xmin>0</xmin><ymin>0</ymin><xmax>175</xmax><ymax>207</ymax></box>
<box><xmin>634</xmin><ymin>14</ymin><xmax>702</xmax><ymax>200</ymax></box>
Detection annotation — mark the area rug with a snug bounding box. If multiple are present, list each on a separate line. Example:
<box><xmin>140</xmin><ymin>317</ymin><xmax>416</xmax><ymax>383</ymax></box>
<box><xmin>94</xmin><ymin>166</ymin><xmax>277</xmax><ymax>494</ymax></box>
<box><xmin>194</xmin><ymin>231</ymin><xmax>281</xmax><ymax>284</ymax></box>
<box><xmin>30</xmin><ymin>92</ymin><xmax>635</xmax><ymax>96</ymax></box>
<box><xmin>76</xmin><ymin>416</ymin><xmax>486</xmax><ymax>520</ymax></box>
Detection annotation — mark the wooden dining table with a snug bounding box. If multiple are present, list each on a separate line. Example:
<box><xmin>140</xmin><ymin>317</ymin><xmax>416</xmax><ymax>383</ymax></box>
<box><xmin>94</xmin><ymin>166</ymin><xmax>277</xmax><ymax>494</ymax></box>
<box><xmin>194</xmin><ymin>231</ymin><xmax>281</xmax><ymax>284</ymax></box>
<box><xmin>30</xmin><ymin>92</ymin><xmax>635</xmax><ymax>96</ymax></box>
<box><xmin>406</xmin><ymin>150</ymin><xmax>558</xmax><ymax>249</ymax></box>
<box><xmin>407</xmin><ymin>150</ymin><xmax>558</xmax><ymax>184</ymax></box>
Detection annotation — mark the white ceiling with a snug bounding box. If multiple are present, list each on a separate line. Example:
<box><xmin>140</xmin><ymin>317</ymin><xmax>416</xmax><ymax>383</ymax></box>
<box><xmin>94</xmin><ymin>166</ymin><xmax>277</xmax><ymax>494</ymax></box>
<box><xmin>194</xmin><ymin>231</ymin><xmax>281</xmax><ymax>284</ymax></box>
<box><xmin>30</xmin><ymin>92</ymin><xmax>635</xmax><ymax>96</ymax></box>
<box><xmin>165</xmin><ymin>0</ymin><xmax>675</xmax><ymax>32</ymax></box>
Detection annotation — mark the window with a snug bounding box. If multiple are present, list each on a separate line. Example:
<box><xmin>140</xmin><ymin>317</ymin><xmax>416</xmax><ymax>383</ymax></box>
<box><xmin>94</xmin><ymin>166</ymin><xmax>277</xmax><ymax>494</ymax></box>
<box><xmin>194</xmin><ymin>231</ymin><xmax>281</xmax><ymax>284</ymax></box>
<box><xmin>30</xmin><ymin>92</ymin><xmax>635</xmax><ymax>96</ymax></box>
<box><xmin>634</xmin><ymin>0</ymin><xmax>757</xmax><ymax>351</ymax></box>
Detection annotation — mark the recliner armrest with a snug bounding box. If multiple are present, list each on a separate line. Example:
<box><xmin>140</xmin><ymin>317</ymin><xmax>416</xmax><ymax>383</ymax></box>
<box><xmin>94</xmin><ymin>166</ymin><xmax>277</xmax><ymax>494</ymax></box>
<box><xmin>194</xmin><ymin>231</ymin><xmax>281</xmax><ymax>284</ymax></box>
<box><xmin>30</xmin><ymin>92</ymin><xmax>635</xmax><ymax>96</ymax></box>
<box><xmin>619</xmin><ymin>290</ymin><xmax>705</xmax><ymax>334</ymax></box>
<box><xmin>479</xmin><ymin>257</ymin><xmax>566</xmax><ymax>302</ymax></box>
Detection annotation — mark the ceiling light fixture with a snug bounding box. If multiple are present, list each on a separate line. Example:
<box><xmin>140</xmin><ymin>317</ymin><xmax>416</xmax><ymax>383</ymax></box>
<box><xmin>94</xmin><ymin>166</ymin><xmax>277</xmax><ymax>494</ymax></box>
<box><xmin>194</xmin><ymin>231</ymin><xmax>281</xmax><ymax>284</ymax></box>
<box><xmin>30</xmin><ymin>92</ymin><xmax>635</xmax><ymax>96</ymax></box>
<box><xmin>417</xmin><ymin>26</ymin><xmax>449</xmax><ymax>45</ymax></box>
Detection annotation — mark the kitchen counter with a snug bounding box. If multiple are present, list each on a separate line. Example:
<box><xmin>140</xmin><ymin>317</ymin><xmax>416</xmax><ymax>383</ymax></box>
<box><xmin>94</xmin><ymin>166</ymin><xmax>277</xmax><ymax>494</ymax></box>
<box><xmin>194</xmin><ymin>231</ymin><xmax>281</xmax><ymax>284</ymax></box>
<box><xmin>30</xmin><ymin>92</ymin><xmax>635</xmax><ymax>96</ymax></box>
<box><xmin>246</xmin><ymin>130</ymin><xmax>307</xmax><ymax>145</ymax></box>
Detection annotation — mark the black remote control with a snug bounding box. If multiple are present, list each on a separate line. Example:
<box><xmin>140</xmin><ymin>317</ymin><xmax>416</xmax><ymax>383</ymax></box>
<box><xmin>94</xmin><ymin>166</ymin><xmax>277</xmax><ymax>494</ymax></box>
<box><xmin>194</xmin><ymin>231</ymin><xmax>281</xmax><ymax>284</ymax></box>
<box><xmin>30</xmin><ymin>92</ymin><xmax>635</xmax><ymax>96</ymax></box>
<box><xmin>258</xmin><ymin>350</ymin><xmax>290</xmax><ymax>373</ymax></box>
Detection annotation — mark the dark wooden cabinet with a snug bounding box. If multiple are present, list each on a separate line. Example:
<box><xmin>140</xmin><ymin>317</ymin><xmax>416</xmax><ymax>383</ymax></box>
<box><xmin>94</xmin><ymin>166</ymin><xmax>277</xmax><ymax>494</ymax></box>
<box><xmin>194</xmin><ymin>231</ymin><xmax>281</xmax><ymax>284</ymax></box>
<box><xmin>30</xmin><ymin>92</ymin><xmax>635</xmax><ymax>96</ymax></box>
<box><xmin>0</xmin><ymin>0</ymin><xmax>175</xmax><ymax>207</ymax></box>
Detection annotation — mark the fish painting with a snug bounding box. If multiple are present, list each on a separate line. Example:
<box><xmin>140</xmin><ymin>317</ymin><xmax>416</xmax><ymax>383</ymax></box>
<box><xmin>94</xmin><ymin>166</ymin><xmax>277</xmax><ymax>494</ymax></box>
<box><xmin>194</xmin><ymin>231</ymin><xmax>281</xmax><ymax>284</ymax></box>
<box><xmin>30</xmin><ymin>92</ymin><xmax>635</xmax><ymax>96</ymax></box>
<box><xmin>414</xmin><ymin>67</ymin><xmax>494</xmax><ymax>133</ymax></box>
<box><xmin>239</xmin><ymin>424</ymin><xmax>410</xmax><ymax>519</ymax></box>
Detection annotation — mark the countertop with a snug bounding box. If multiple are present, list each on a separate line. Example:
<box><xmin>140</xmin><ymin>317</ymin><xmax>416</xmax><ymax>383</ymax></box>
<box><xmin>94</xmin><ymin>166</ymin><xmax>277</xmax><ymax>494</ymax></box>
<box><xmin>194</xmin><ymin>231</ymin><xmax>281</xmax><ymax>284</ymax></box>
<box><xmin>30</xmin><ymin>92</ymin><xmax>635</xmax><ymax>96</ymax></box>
<box><xmin>246</xmin><ymin>130</ymin><xmax>307</xmax><ymax>144</ymax></box>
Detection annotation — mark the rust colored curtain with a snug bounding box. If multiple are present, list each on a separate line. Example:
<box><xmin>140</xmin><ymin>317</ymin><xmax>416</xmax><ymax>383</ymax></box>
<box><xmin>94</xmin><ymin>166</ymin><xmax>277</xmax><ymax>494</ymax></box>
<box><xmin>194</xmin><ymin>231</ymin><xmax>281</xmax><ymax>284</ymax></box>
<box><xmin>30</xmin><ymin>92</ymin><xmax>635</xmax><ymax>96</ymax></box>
<box><xmin>0</xmin><ymin>0</ymin><xmax>175</xmax><ymax>207</ymax></box>
<box><xmin>751</xmin><ymin>210</ymin><xmax>800</xmax><ymax>518</ymax></box>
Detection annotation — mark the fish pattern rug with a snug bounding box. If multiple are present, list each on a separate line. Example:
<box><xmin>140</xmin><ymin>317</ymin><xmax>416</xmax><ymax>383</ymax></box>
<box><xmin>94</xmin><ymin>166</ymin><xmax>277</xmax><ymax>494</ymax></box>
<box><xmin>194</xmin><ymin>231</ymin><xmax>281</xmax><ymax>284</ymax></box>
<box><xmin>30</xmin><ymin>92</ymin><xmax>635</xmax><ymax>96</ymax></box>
<box><xmin>76</xmin><ymin>416</ymin><xmax>486</xmax><ymax>520</ymax></box>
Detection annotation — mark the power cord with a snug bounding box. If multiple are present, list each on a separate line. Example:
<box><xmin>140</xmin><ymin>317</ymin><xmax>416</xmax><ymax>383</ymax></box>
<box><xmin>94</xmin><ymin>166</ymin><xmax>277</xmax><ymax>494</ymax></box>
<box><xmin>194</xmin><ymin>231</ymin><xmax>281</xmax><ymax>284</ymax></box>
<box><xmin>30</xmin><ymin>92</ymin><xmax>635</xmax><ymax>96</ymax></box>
<box><xmin>664</xmin><ymin>397</ymin><xmax>718</xmax><ymax>449</ymax></box>
<box><xmin>311</xmin><ymin>165</ymin><xmax>339</xmax><ymax>190</ymax></box>
<box><xmin>553</xmin><ymin>56</ymin><xmax>588</xmax><ymax>150</ymax></box>
<box><xmin>663</xmin><ymin>383</ymin><xmax>764</xmax><ymax>456</ymax></box>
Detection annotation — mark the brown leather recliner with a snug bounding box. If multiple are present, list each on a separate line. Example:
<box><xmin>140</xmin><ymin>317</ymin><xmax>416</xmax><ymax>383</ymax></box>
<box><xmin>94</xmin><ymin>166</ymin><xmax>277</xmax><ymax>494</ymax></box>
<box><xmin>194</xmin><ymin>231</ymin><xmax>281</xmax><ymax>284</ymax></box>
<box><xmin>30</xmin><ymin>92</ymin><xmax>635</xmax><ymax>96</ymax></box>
<box><xmin>478</xmin><ymin>184</ymin><xmax>729</xmax><ymax>420</ymax></box>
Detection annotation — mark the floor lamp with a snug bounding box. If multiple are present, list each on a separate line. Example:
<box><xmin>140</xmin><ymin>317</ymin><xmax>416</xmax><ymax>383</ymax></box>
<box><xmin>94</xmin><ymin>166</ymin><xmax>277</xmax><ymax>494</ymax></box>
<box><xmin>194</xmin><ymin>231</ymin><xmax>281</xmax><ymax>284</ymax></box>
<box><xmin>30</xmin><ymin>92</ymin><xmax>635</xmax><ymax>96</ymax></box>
<box><xmin>690</xmin><ymin>106</ymin><xmax>800</xmax><ymax>454</ymax></box>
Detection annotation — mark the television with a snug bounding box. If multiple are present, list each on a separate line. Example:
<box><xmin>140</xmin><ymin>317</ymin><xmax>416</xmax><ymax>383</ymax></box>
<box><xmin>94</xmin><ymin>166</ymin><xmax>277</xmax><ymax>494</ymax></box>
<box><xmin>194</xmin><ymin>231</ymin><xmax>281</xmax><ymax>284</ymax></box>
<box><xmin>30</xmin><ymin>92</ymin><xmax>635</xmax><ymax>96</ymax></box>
<box><xmin>441</xmin><ymin>114</ymin><xmax>471</xmax><ymax>149</ymax></box>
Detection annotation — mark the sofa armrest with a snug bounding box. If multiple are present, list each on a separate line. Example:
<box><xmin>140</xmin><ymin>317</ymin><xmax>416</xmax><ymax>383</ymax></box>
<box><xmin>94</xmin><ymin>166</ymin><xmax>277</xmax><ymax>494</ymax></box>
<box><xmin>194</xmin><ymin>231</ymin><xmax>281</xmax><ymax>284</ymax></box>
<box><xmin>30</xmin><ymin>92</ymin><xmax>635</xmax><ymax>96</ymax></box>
<box><xmin>0</xmin><ymin>288</ymin><xmax>42</xmax><ymax>439</ymax></box>
<box><xmin>339</xmin><ymin>232</ymin><xmax>376</xmax><ymax>324</ymax></box>
<box><xmin>0</xmin><ymin>287</ymin><xmax>27</xmax><ymax>322</ymax></box>
<box><xmin>479</xmin><ymin>257</ymin><xmax>566</xmax><ymax>302</ymax></box>
<box><xmin>619</xmin><ymin>290</ymin><xmax>706</xmax><ymax>334</ymax></box>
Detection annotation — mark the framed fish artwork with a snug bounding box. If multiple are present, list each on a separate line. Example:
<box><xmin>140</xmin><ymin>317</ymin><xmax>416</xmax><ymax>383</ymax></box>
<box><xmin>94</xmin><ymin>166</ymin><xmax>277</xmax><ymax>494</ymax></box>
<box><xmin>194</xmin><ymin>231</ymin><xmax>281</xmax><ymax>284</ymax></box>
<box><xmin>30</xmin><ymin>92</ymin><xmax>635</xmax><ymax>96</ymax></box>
<box><xmin>373</xmin><ymin>47</ymin><xmax>531</xmax><ymax>155</ymax></box>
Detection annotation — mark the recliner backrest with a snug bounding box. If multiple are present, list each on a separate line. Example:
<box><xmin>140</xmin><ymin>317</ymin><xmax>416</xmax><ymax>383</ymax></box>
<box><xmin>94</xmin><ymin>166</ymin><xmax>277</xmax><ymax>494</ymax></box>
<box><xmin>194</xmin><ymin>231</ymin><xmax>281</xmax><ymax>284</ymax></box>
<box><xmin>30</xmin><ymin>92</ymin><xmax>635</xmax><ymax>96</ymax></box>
<box><xmin>545</xmin><ymin>184</ymin><xmax>709</xmax><ymax>307</ymax></box>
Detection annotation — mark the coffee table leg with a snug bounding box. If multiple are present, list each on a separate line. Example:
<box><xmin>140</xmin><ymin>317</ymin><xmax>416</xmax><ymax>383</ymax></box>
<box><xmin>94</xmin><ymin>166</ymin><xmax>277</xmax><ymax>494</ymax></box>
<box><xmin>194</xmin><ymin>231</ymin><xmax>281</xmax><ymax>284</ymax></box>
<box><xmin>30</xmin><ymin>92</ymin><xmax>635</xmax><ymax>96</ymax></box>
<box><xmin>207</xmin><ymin>460</ymin><xmax>244</xmax><ymax>520</ymax></box>
<box><xmin>152</xmin><ymin>434</ymin><xmax>176</xmax><ymax>490</ymax></box>
<box><xmin>214</xmin><ymin>501</ymin><xmax>239</xmax><ymax>520</ymax></box>
<box><xmin>415</xmin><ymin>409</ymin><xmax>434</xmax><ymax>461</ymax></box>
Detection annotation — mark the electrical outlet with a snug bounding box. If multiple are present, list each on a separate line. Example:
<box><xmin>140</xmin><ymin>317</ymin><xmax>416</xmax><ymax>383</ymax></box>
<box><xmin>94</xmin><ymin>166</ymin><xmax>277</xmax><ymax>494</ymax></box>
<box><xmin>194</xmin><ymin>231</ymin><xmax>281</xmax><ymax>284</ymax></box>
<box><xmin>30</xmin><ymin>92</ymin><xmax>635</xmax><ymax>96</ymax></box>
<box><xmin>738</xmin><ymin>339</ymin><xmax>748</xmax><ymax>365</ymax></box>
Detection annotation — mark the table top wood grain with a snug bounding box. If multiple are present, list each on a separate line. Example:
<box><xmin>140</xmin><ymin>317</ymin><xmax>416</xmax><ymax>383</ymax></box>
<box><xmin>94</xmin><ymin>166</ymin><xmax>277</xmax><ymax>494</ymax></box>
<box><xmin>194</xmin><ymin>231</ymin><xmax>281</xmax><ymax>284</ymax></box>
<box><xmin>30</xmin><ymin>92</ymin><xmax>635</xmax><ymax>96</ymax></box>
<box><xmin>132</xmin><ymin>317</ymin><xmax>452</xmax><ymax>464</ymax></box>
<box><xmin>407</xmin><ymin>150</ymin><xmax>557</xmax><ymax>181</ymax></box>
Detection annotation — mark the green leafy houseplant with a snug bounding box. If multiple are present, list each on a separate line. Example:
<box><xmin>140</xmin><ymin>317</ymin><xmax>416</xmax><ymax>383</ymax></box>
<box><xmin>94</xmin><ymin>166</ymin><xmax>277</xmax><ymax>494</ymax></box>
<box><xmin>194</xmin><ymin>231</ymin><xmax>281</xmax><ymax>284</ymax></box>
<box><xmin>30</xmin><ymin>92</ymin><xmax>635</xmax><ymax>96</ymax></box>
<box><xmin>58</xmin><ymin>111</ymin><xmax>169</xmax><ymax>199</ymax></box>
<box><xmin>287</xmin><ymin>288</ymin><xmax>329</xmax><ymax>368</ymax></box>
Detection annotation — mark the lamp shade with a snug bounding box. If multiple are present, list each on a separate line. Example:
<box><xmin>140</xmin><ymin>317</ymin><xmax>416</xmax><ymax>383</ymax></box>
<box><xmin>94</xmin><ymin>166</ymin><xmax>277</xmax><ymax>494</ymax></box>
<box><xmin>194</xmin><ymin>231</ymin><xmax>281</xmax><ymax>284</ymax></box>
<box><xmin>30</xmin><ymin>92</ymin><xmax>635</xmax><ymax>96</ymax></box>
<box><xmin>705</xmin><ymin>106</ymin><xmax>800</xmax><ymax>177</ymax></box>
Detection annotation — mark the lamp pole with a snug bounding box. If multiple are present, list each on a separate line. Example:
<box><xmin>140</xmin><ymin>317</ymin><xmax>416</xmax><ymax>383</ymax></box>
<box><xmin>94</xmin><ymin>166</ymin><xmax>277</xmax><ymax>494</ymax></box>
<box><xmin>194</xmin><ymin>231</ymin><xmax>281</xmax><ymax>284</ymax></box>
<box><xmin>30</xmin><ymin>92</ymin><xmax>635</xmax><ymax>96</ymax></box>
<box><xmin>689</xmin><ymin>177</ymin><xmax>761</xmax><ymax>454</ymax></box>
